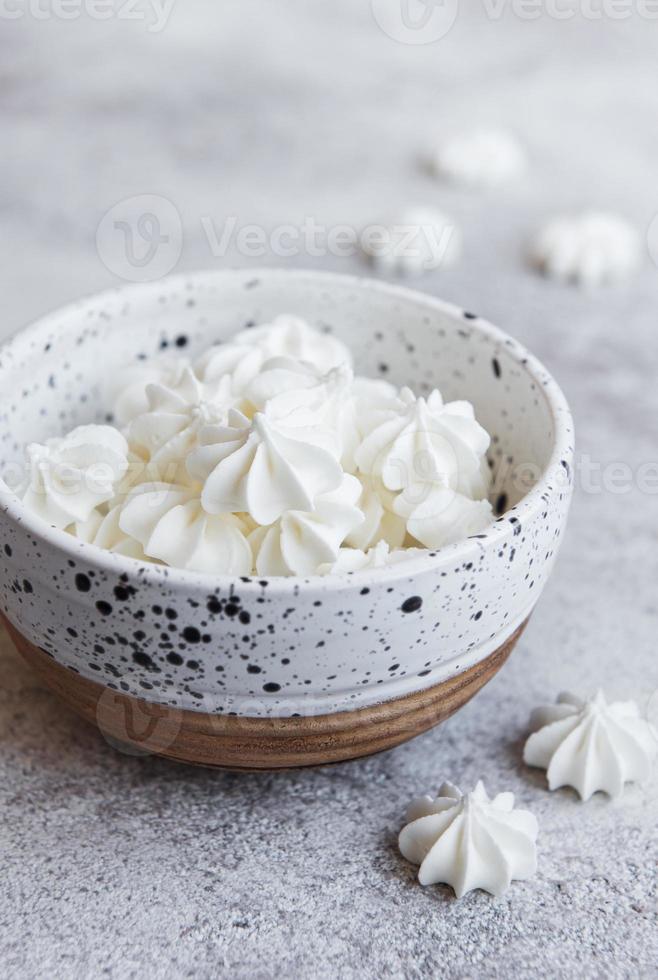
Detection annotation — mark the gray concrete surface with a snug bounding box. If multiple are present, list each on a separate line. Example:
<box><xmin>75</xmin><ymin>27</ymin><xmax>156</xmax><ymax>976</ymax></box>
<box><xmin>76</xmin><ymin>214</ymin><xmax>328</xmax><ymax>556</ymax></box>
<box><xmin>1</xmin><ymin>3</ymin><xmax>657</xmax><ymax>978</ymax></box>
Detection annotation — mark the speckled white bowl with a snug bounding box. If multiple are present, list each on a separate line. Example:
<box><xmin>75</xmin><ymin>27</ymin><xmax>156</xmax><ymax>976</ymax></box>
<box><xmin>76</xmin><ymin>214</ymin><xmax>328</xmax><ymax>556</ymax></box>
<box><xmin>0</xmin><ymin>269</ymin><xmax>573</xmax><ymax>765</ymax></box>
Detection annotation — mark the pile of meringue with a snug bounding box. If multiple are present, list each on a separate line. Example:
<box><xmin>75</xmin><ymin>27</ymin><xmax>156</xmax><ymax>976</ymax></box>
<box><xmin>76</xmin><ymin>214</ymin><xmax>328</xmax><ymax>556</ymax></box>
<box><xmin>19</xmin><ymin>315</ymin><xmax>494</xmax><ymax>576</ymax></box>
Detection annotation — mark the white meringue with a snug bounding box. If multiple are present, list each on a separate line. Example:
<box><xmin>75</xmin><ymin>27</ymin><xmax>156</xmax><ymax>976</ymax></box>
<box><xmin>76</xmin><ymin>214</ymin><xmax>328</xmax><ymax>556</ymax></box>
<box><xmin>432</xmin><ymin>129</ymin><xmax>526</xmax><ymax>188</ymax></box>
<box><xmin>524</xmin><ymin>691</ymin><xmax>657</xmax><ymax>800</ymax></box>
<box><xmin>128</xmin><ymin>366</ymin><xmax>229</xmax><ymax>481</ymax></box>
<box><xmin>355</xmin><ymin>387</ymin><xmax>490</xmax><ymax>499</ymax></box>
<box><xmin>187</xmin><ymin>409</ymin><xmax>343</xmax><ymax>526</ymax></box>
<box><xmin>195</xmin><ymin>341</ymin><xmax>267</xmax><ymax>397</ymax></box>
<box><xmin>344</xmin><ymin>476</ymin><xmax>406</xmax><ymax>551</ymax></box>
<box><xmin>69</xmin><ymin>504</ymin><xmax>151</xmax><ymax>560</ymax></box>
<box><xmin>23</xmin><ymin>314</ymin><xmax>497</xmax><ymax>575</ymax></box>
<box><xmin>248</xmin><ymin>358</ymin><xmax>361</xmax><ymax>469</ymax></box>
<box><xmin>110</xmin><ymin>353</ymin><xmax>191</xmax><ymax>426</ymax></box>
<box><xmin>244</xmin><ymin>356</ymin><xmax>324</xmax><ymax>416</ymax></box>
<box><xmin>118</xmin><ymin>482</ymin><xmax>252</xmax><ymax>574</ymax></box>
<box><xmin>362</xmin><ymin>207</ymin><xmax>461</xmax><ymax>276</ymax></box>
<box><xmin>249</xmin><ymin>475</ymin><xmax>364</xmax><ymax>576</ymax></box>
<box><xmin>235</xmin><ymin>314</ymin><xmax>351</xmax><ymax>373</ymax></box>
<box><xmin>531</xmin><ymin>212</ymin><xmax>640</xmax><ymax>286</ymax></box>
<box><xmin>399</xmin><ymin>781</ymin><xmax>538</xmax><ymax>899</ymax></box>
<box><xmin>319</xmin><ymin>540</ymin><xmax>427</xmax><ymax>574</ymax></box>
<box><xmin>21</xmin><ymin>424</ymin><xmax>130</xmax><ymax>530</ymax></box>
<box><xmin>196</xmin><ymin>318</ymin><xmax>351</xmax><ymax>397</ymax></box>
<box><xmin>394</xmin><ymin>485</ymin><xmax>493</xmax><ymax>549</ymax></box>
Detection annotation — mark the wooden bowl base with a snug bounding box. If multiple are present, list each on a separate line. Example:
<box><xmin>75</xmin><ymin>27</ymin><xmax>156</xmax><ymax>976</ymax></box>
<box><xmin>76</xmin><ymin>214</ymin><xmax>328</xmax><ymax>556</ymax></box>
<box><xmin>4</xmin><ymin>617</ymin><xmax>527</xmax><ymax>770</ymax></box>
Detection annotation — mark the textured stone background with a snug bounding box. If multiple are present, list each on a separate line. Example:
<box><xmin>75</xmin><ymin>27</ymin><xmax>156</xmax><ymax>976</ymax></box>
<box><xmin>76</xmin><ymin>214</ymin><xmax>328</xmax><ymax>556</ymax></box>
<box><xmin>1</xmin><ymin>3</ymin><xmax>657</xmax><ymax>978</ymax></box>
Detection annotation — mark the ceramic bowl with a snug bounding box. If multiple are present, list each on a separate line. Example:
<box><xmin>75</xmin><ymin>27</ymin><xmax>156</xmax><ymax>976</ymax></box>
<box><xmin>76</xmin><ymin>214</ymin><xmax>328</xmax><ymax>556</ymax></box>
<box><xmin>0</xmin><ymin>269</ymin><xmax>574</xmax><ymax>768</ymax></box>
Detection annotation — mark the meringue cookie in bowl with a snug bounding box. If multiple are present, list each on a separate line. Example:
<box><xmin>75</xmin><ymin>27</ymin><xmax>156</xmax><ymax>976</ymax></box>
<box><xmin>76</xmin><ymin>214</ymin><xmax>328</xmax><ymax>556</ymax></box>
<box><xmin>524</xmin><ymin>691</ymin><xmax>657</xmax><ymax>800</ymax></box>
<box><xmin>399</xmin><ymin>781</ymin><xmax>538</xmax><ymax>898</ymax></box>
<box><xmin>187</xmin><ymin>409</ymin><xmax>343</xmax><ymax>526</ymax></box>
<box><xmin>344</xmin><ymin>477</ymin><xmax>406</xmax><ymax>552</ymax></box>
<box><xmin>355</xmin><ymin>386</ymin><xmax>491</xmax><ymax>499</ymax></box>
<box><xmin>68</xmin><ymin>504</ymin><xmax>151</xmax><ymax>561</ymax></box>
<box><xmin>118</xmin><ymin>481</ymin><xmax>252</xmax><ymax>574</ymax></box>
<box><xmin>319</xmin><ymin>540</ymin><xmax>426</xmax><ymax>575</ymax></box>
<box><xmin>128</xmin><ymin>366</ymin><xmax>230</xmax><ymax>481</ymax></box>
<box><xmin>431</xmin><ymin>128</ymin><xmax>526</xmax><ymax>188</ymax></box>
<box><xmin>394</xmin><ymin>485</ymin><xmax>493</xmax><ymax>549</ymax></box>
<box><xmin>235</xmin><ymin>314</ymin><xmax>352</xmax><ymax>373</ymax></box>
<box><xmin>530</xmin><ymin>212</ymin><xmax>641</xmax><ymax>286</ymax></box>
<box><xmin>247</xmin><ymin>358</ymin><xmax>359</xmax><ymax>468</ymax></box>
<box><xmin>20</xmin><ymin>424</ymin><xmax>130</xmax><ymax>530</ymax></box>
<box><xmin>249</xmin><ymin>475</ymin><xmax>364</xmax><ymax>576</ymax></box>
<box><xmin>109</xmin><ymin>352</ymin><xmax>191</xmax><ymax>426</ymax></box>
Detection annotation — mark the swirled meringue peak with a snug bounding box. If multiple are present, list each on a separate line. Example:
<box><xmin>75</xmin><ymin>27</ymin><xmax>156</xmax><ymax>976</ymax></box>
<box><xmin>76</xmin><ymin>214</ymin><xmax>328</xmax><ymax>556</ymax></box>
<box><xmin>233</xmin><ymin>314</ymin><xmax>352</xmax><ymax>373</ymax></box>
<box><xmin>399</xmin><ymin>781</ymin><xmax>538</xmax><ymax>899</ymax></box>
<box><xmin>187</xmin><ymin>409</ymin><xmax>343</xmax><ymax>526</ymax></box>
<box><xmin>394</xmin><ymin>485</ymin><xmax>493</xmax><ymax>549</ymax></box>
<box><xmin>23</xmin><ymin>314</ymin><xmax>497</xmax><ymax>575</ymax></box>
<box><xmin>20</xmin><ymin>424</ymin><xmax>130</xmax><ymax>529</ymax></box>
<box><xmin>118</xmin><ymin>482</ymin><xmax>252</xmax><ymax>574</ymax></box>
<box><xmin>524</xmin><ymin>691</ymin><xmax>657</xmax><ymax>800</ymax></box>
<box><xmin>248</xmin><ymin>357</ymin><xmax>359</xmax><ymax>467</ymax></box>
<box><xmin>195</xmin><ymin>341</ymin><xmax>267</xmax><ymax>396</ymax></box>
<box><xmin>128</xmin><ymin>366</ymin><xmax>230</xmax><ymax>481</ymax></box>
<box><xmin>355</xmin><ymin>386</ymin><xmax>491</xmax><ymax>498</ymax></box>
<box><xmin>249</xmin><ymin>474</ymin><xmax>364</xmax><ymax>576</ymax></box>
<box><xmin>110</xmin><ymin>353</ymin><xmax>191</xmax><ymax>426</ymax></box>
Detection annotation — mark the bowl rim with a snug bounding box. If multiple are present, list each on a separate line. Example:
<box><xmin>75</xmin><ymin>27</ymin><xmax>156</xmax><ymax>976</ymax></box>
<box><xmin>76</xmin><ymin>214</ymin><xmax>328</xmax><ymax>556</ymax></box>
<box><xmin>0</xmin><ymin>267</ymin><xmax>574</xmax><ymax>593</ymax></box>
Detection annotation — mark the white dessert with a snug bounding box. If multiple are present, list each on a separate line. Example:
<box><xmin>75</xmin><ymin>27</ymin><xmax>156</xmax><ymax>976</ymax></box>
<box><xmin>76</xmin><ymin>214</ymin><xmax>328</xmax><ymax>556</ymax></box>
<box><xmin>530</xmin><ymin>212</ymin><xmax>640</xmax><ymax>286</ymax></box>
<box><xmin>524</xmin><ymin>691</ymin><xmax>657</xmax><ymax>800</ymax></box>
<box><xmin>361</xmin><ymin>207</ymin><xmax>461</xmax><ymax>276</ymax></box>
<box><xmin>19</xmin><ymin>315</ymin><xmax>494</xmax><ymax>576</ymax></box>
<box><xmin>21</xmin><ymin>424</ymin><xmax>130</xmax><ymax>530</ymax></box>
<box><xmin>431</xmin><ymin>129</ymin><xmax>526</xmax><ymax>188</ymax></box>
<box><xmin>399</xmin><ymin>780</ymin><xmax>538</xmax><ymax>898</ymax></box>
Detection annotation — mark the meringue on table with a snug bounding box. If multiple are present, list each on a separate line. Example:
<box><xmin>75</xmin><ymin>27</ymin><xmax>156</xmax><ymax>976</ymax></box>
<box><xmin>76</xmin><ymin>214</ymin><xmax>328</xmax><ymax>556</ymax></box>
<box><xmin>19</xmin><ymin>314</ymin><xmax>497</xmax><ymax>576</ymax></box>
<box><xmin>530</xmin><ymin>212</ymin><xmax>640</xmax><ymax>287</ymax></box>
<box><xmin>431</xmin><ymin>128</ymin><xmax>526</xmax><ymax>188</ymax></box>
<box><xmin>524</xmin><ymin>691</ymin><xmax>657</xmax><ymax>800</ymax></box>
<box><xmin>399</xmin><ymin>781</ymin><xmax>538</xmax><ymax>899</ymax></box>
